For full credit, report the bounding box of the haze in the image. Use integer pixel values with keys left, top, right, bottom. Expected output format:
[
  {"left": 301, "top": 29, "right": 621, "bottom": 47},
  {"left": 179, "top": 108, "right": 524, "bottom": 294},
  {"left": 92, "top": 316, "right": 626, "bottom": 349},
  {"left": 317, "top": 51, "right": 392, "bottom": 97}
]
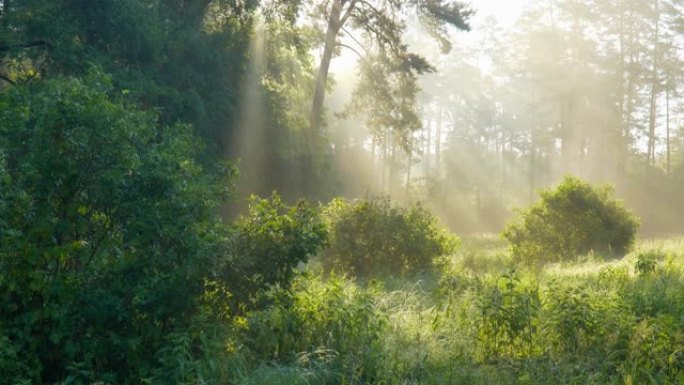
[{"left": 323, "top": 0, "right": 684, "bottom": 235}]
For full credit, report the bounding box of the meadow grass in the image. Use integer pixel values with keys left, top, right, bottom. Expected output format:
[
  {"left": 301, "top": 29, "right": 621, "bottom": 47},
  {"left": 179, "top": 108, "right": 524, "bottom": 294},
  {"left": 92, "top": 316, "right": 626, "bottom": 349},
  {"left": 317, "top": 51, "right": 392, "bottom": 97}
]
[{"left": 236, "top": 236, "right": 684, "bottom": 384}]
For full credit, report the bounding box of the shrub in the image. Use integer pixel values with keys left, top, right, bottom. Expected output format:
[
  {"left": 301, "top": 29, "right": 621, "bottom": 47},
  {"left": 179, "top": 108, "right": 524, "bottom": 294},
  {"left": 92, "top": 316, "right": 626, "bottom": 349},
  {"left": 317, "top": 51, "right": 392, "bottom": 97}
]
[
  {"left": 474, "top": 272, "right": 540, "bottom": 360},
  {"left": 634, "top": 249, "right": 661, "bottom": 276},
  {"left": 0, "top": 73, "right": 235, "bottom": 383},
  {"left": 244, "top": 273, "right": 387, "bottom": 383},
  {"left": 322, "top": 197, "right": 458, "bottom": 277},
  {"left": 503, "top": 176, "right": 639, "bottom": 265},
  {"left": 225, "top": 193, "right": 328, "bottom": 303}
]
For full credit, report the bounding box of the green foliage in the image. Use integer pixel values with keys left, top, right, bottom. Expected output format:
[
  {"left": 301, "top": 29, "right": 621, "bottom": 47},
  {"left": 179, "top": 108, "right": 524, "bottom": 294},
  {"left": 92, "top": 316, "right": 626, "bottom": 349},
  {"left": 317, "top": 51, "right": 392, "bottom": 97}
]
[
  {"left": 226, "top": 194, "right": 328, "bottom": 303},
  {"left": 0, "top": 0, "right": 255, "bottom": 151},
  {"left": 634, "top": 249, "right": 661, "bottom": 276},
  {"left": 244, "top": 273, "right": 387, "bottom": 383},
  {"left": 0, "top": 73, "right": 234, "bottom": 383},
  {"left": 541, "top": 284, "right": 630, "bottom": 359},
  {"left": 191, "top": 241, "right": 684, "bottom": 385},
  {"left": 624, "top": 315, "right": 684, "bottom": 381},
  {"left": 474, "top": 272, "right": 540, "bottom": 360},
  {"left": 322, "top": 197, "right": 458, "bottom": 277},
  {"left": 503, "top": 176, "right": 640, "bottom": 265}
]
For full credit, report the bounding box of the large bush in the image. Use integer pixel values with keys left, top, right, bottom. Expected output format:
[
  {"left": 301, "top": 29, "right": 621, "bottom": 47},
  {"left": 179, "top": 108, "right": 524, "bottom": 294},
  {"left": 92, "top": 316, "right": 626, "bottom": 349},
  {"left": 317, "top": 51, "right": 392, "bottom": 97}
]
[
  {"left": 322, "top": 197, "right": 458, "bottom": 277},
  {"left": 503, "top": 176, "right": 639, "bottom": 264},
  {"left": 225, "top": 194, "right": 328, "bottom": 303},
  {"left": 0, "top": 73, "right": 237, "bottom": 383}
]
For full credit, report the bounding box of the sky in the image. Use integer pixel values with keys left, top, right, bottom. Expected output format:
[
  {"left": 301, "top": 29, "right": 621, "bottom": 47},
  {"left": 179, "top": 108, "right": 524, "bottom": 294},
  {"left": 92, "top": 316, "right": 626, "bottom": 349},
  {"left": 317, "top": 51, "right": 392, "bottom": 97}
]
[{"left": 469, "top": 0, "right": 527, "bottom": 27}]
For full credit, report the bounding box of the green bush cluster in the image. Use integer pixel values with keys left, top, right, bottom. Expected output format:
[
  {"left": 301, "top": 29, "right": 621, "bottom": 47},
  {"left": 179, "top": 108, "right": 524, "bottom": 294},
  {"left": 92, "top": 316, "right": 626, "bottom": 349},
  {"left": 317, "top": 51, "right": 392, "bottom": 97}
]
[
  {"left": 503, "top": 176, "right": 639, "bottom": 264},
  {"left": 0, "top": 75, "right": 327, "bottom": 384},
  {"left": 474, "top": 272, "right": 540, "bottom": 360},
  {"left": 4, "top": 75, "right": 683, "bottom": 385},
  {"left": 322, "top": 197, "right": 459, "bottom": 277},
  {"left": 224, "top": 194, "right": 328, "bottom": 304},
  {"left": 447, "top": 263, "right": 684, "bottom": 384}
]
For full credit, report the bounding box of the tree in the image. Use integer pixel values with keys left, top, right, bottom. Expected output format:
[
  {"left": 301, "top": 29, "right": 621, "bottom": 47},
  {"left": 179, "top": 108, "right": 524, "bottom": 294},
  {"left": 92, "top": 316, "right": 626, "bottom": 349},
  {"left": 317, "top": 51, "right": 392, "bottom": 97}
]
[
  {"left": 0, "top": 69, "right": 331, "bottom": 383},
  {"left": 342, "top": 48, "right": 426, "bottom": 193},
  {"left": 0, "top": 0, "right": 255, "bottom": 153},
  {"left": 308, "top": 0, "right": 473, "bottom": 151}
]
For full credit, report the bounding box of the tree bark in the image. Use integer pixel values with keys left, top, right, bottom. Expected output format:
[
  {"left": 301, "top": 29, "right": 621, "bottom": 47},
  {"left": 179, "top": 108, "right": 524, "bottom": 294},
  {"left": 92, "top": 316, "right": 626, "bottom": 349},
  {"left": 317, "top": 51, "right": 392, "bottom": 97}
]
[
  {"left": 666, "top": 81, "right": 670, "bottom": 174},
  {"left": 435, "top": 106, "right": 442, "bottom": 170},
  {"left": 647, "top": 0, "right": 659, "bottom": 166},
  {"left": 425, "top": 115, "right": 432, "bottom": 174},
  {"left": 406, "top": 149, "right": 412, "bottom": 194},
  {"left": 310, "top": 0, "right": 345, "bottom": 139}
]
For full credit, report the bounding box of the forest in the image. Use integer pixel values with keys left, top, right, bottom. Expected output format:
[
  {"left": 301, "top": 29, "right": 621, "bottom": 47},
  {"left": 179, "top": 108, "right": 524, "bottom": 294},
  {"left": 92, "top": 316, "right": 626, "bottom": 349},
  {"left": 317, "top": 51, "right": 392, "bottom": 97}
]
[{"left": 1, "top": 0, "right": 684, "bottom": 384}]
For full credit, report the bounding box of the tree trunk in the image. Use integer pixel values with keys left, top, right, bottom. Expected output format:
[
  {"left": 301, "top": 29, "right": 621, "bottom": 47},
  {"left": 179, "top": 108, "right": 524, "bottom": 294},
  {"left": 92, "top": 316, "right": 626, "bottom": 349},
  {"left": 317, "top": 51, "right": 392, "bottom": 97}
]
[
  {"left": 406, "top": 149, "right": 412, "bottom": 194},
  {"left": 647, "top": 0, "right": 659, "bottom": 167},
  {"left": 666, "top": 81, "right": 670, "bottom": 174},
  {"left": 425, "top": 116, "right": 432, "bottom": 174},
  {"left": 435, "top": 106, "right": 442, "bottom": 172},
  {"left": 389, "top": 132, "right": 396, "bottom": 192},
  {"left": 310, "top": 0, "right": 344, "bottom": 139}
]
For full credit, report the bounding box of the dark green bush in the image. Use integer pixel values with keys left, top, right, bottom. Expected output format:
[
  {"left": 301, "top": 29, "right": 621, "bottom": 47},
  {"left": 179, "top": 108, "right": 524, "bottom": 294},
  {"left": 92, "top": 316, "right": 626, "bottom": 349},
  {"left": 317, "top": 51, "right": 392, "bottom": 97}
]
[
  {"left": 322, "top": 197, "right": 458, "bottom": 277},
  {"left": 0, "top": 73, "right": 236, "bottom": 384},
  {"left": 503, "top": 176, "right": 639, "bottom": 264},
  {"left": 225, "top": 194, "right": 328, "bottom": 303}
]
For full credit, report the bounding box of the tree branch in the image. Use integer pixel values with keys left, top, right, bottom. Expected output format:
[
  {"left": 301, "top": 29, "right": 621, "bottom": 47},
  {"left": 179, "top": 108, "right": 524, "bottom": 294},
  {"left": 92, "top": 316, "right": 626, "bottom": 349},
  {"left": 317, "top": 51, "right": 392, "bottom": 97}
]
[
  {"left": 341, "top": 26, "right": 371, "bottom": 55},
  {"left": 355, "top": 0, "right": 400, "bottom": 52},
  {"left": 339, "top": 43, "right": 370, "bottom": 65},
  {"left": 0, "top": 73, "right": 15, "bottom": 85},
  {"left": 339, "top": 0, "right": 359, "bottom": 26},
  {"left": 0, "top": 40, "right": 49, "bottom": 52}
]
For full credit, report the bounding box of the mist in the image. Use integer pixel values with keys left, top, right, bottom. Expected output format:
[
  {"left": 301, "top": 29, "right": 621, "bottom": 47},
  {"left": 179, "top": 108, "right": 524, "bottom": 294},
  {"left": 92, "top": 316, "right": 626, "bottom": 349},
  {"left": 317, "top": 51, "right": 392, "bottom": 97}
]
[
  {"left": 314, "top": 0, "right": 684, "bottom": 235},
  {"left": 5, "top": 1, "right": 684, "bottom": 383}
]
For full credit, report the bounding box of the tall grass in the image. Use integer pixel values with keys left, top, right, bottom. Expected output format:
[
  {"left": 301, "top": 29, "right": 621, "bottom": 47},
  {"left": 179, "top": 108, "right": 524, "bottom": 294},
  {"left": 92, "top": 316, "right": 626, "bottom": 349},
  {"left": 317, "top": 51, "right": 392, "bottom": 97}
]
[{"left": 195, "top": 237, "right": 684, "bottom": 384}]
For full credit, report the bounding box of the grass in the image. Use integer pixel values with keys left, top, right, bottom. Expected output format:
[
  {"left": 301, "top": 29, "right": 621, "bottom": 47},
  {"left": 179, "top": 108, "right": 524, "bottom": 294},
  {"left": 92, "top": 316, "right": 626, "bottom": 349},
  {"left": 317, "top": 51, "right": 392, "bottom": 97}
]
[{"left": 233, "top": 236, "right": 684, "bottom": 384}]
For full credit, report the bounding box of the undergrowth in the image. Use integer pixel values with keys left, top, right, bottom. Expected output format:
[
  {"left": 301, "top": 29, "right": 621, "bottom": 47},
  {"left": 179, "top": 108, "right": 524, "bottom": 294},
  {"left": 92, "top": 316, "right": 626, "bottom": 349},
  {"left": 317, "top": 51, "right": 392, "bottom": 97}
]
[{"left": 229, "top": 237, "right": 684, "bottom": 385}]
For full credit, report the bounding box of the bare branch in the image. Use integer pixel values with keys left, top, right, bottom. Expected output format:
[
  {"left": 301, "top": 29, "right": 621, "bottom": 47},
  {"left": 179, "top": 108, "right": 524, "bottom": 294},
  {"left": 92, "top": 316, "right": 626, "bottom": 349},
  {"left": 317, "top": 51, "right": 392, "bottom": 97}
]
[
  {"left": 341, "top": 26, "right": 370, "bottom": 55},
  {"left": 0, "top": 40, "right": 50, "bottom": 52},
  {"left": 339, "top": 43, "right": 370, "bottom": 65},
  {"left": 339, "top": 0, "right": 359, "bottom": 26}
]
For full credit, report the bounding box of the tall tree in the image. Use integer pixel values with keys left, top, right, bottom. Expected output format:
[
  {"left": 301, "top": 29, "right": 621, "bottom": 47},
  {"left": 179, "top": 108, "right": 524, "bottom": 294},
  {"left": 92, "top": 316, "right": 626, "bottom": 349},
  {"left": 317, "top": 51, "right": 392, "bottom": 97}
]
[
  {"left": 308, "top": 0, "right": 472, "bottom": 142},
  {"left": 0, "top": 0, "right": 256, "bottom": 152}
]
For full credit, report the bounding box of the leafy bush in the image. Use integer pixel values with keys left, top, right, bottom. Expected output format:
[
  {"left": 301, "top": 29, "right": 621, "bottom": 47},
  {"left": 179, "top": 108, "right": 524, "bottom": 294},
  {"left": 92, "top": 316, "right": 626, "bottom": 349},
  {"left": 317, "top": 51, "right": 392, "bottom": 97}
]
[
  {"left": 625, "top": 315, "right": 684, "bottom": 381},
  {"left": 503, "top": 176, "right": 639, "bottom": 264},
  {"left": 0, "top": 73, "right": 235, "bottom": 383},
  {"left": 225, "top": 194, "right": 328, "bottom": 303},
  {"left": 322, "top": 197, "right": 458, "bottom": 277}
]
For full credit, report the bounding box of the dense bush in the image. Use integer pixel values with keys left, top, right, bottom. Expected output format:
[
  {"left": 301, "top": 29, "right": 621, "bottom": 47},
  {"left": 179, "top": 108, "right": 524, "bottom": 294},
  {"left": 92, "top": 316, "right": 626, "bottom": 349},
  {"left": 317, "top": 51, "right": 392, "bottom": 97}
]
[
  {"left": 322, "top": 197, "right": 458, "bottom": 277},
  {"left": 503, "top": 176, "right": 639, "bottom": 264},
  {"left": 225, "top": 194, "right": 328, "bottom": 304},
  {"left": 474, "top": 272, "right": 540, "bottom": 360},
  {"left": 0, "top": 73, "right": 238, "bottom": 383},
  {"left": 0, "top": 72, "right": 329, "bottom": 384}
]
